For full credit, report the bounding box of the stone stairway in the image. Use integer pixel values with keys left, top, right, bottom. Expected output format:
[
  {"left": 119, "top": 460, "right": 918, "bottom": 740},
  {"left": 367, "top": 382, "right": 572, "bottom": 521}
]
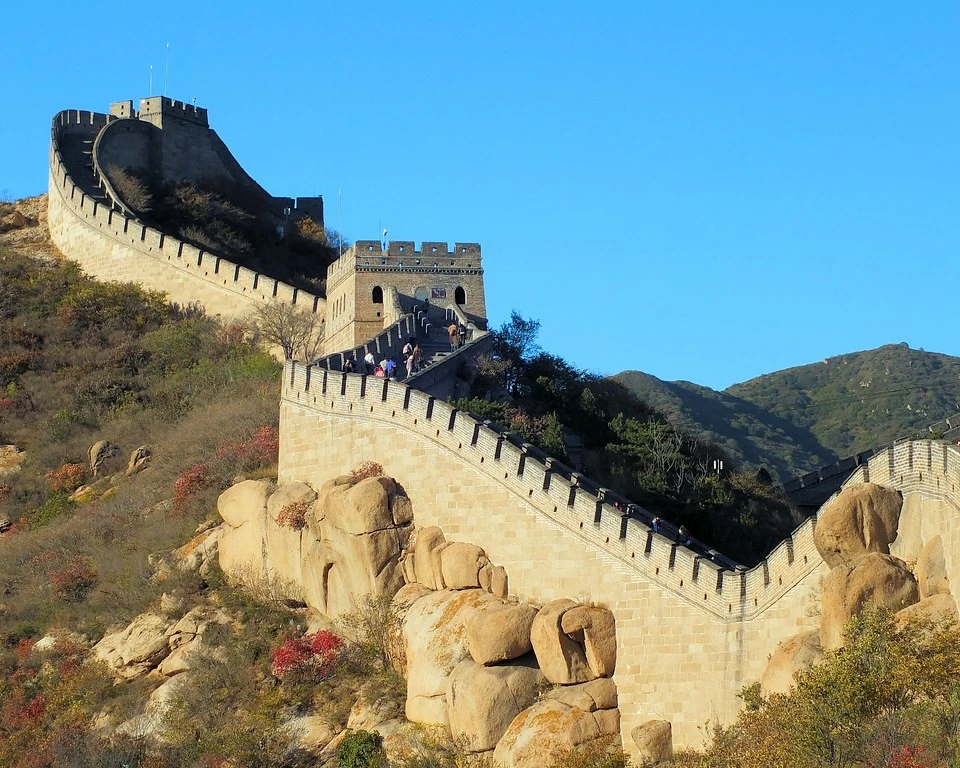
[
  {"left": 409, "top": 302, "right": 458, "bottom": 370},
  {"left": 59, "top": 130, "right": 112, "bottom": 208}
]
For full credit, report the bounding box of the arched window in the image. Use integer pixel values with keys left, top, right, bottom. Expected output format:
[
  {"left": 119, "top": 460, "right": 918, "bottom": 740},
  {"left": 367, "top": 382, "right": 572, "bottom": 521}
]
[
  {"left": 372, "top": 286, "right": 383, "bottom": 304},
  {"left": 455, "top": 286, "right": 466, "bottom": 305}
]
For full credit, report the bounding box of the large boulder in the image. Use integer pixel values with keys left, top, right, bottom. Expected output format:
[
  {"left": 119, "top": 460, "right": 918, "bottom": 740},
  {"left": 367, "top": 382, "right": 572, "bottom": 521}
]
[
  {"left": 821, "top": 552, "right": 919, "bottom": 649},
  {"left": 446, "top": 656, "right": 545, "bottom": 753},
  {"left": 88, "top": 439, "right": 119, "bottom": 477},
  {"left": 301, "top": 477, "right": 412, "bottom": 617},
  {"left": 915, "top": 535, "right": 951, "bottom": 598},
  {"left": 896, "top": 593, "right": 959, "bottom": 626},
  {"left": 560, "top": 605, "right": 617, "bottom": 678},
  {"left": 412, "top": 526, "right": 448, "bottom": 589},
  {"left": 403, "top": 588, "right": 499, "bottom": 726},
  {"left": 530, "top": 599, "right": 593, "bottom": 684},
  {"left": 217, "top": 480, "right": 273, "bottom": 579},
  {"left": 545, "top": 678, "right": 618, "bottom": 711},
  {"left": 814, "top": 483, "right": 903, "bottom": 568},
  {"left": 156, "top": 607, "right": 231, "bottom": 677},
  {"left": 466, "top": 601, "right": 539, "bottom": 665},
  {"left": 631, "top": 720, "right": 672, "bottom": 766},
  {"left": 440, "top": 542, "right": 489, "bottom": 589},
  {"left": 760, "top": 630, "right": 823, "bottom": 696},
  {"left": 92, "top": 612, "right": 172, "bottom": 679},
  {"left": 492, "top": 698, "right": 620, "bottom": 768}
]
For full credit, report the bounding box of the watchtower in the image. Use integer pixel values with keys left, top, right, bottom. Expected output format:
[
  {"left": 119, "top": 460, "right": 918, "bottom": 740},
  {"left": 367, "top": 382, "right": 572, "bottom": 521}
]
[{"left": 324, "top": 240, "right": 486, "bottom": 353}]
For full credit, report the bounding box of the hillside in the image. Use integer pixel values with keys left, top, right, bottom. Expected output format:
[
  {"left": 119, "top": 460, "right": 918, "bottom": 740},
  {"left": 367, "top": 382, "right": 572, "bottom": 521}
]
[
  {"left": 615, "top": 345, "right": 960, "bottom": 481},
  {"left": 727, "top": 344, "right": 960, "bottom": 459},
  {"left": 613, "top": 371, "right": 837, "bottom": 480}
]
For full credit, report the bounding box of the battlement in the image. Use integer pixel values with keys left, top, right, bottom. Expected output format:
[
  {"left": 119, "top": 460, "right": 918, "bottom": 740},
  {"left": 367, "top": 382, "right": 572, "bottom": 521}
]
[
  {"left": 279, "top": 360, "right": 829, "bottom": 621},
  {"left": 351, "top": 240, "right": 481, "bottom": 259},
  {"left": 138, "top": 96, "right": 208, "bottom": 126}
]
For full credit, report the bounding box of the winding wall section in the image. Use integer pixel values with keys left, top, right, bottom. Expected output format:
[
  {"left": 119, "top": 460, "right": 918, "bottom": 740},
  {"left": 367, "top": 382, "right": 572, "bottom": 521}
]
[
  {"left": 47, "top": 109, "right": 323, "bottom": 320},
  {"left": 278, "top": 362, "right": 828, "bottom": 748}
]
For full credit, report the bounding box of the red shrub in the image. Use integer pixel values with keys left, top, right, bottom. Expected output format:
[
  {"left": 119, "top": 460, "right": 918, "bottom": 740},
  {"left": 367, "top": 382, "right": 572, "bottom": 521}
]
[
  {"left": 173, "top": 463, "right": 210, "bottom": 514},
  {"left": 49, "top": 556, "right": 96, "bottom": 602},
  {"left": 276, "top": 499, "right": 310, "bottom": 530},
  {"left": 215, "top": 425, "right": 279, "bottom": 472},
  {"left": 44, "top": 463, "right": 86, "bottom": 493},
  {"left": 270, "top": 630, "right": 344, "bottom": 681},
  {"left": 13, "top": 638, "right": 33, "bottom": 663},
  {"left": 347, "top": 461, "right": 384, "bottom": 484},
  {"left": 887, "top": 746, "right": 934, "bottom": 768}
]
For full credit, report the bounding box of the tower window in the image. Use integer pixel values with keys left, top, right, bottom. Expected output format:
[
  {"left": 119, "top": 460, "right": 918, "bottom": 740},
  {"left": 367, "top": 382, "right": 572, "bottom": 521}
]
[
  {"left": 372, "top": 286, "right": 383, "bottom": 304},
  {"left": 455, "top": 286, "right": 466, "bottom": 305}
]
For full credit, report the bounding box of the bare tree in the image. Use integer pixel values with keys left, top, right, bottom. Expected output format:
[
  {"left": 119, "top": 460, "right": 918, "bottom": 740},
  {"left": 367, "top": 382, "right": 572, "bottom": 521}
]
[{"left": 248, "top": 301, "right": 324, "bottom": 361}]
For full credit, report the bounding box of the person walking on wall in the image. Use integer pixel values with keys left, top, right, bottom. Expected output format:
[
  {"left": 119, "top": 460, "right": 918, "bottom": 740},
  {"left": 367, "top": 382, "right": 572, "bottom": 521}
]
[
  {"left": 448, "top": 322, "right": 458, "bottom": 352},
  {"left": 364, "top": 351, "right": 375, "bottom": 375},
  {"left": 413, "top": 342, "right": 423, "bottom": 372},
  {"left": 458, "top": 323, "right": 467, "bottom": 348}
]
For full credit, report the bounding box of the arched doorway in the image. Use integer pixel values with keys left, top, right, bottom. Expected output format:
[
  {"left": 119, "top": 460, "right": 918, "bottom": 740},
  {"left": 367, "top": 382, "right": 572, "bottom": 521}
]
[
  {"left": 372, "top": 286, "right": 383, "bottom": 304},
  {"left": 455, "top": 286, "right": 466, "bottom": 305}
]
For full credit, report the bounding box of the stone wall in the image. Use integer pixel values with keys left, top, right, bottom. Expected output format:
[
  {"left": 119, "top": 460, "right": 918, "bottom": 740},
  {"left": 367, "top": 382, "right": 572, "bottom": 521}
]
[
  {"left": 48, "top": 109, "right": 324, "bottom": 322},
  {"left": 278, "top": 362, "right": 828, "bottom": 753}
]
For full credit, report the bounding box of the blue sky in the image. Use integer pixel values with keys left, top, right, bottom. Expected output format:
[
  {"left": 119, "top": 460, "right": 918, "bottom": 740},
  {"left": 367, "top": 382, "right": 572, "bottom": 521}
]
[{"left": 3, "top": 2, "right": 957, "bottom": 390}]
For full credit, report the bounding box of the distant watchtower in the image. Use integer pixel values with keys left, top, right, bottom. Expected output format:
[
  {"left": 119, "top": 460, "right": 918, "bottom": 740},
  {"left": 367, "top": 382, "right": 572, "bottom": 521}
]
[{"left": 324, "top": 241, "right": 486, "bottom": 353}]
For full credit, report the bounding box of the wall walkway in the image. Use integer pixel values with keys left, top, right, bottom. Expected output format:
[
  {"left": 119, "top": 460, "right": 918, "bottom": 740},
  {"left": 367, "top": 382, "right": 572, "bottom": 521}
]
[
  {"left": 47, "top": 109, "right": 323, "bottom": 321},
  {"left": 278, "top": 362, "right": 829, "bottom": 749}
]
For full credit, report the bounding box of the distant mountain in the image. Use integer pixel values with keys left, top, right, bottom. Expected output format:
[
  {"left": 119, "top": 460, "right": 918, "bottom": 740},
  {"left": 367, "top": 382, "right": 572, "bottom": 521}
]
[
  {"left": 615, "top": 345, "right": 960, "bottom": 481},
  {"left": 727, "top": 344, "right": 960, "bottom": 459},
  {"left": 613, "top": 371, "right": 837, "bottom": 480}
]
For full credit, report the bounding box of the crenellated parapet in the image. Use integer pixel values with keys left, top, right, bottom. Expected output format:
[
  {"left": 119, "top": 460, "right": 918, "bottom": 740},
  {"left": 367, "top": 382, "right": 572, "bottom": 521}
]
[
  {"left": 47, "top": 108, "right": 324, "bottom": 321},
  {"left": 843, "top": 438, "right": 960, "bottom": 505},
  {"left": 280, "top": 361, "right": 824, "bottom": 621}
]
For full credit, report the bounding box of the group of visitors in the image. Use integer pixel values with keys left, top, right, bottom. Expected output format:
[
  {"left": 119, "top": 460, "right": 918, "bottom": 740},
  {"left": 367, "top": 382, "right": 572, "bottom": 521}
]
[
  {"left": 447, "top": 322, "right": 468, "bottom": 352},
  {"left": 341, "top": 337, "right": 426, "bottom": 380}
]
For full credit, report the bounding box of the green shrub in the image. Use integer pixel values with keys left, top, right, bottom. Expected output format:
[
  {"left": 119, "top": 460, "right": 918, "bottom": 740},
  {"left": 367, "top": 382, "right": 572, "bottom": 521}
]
[{"left": 338, "top": 729, "right": 386, "bottom": 768}]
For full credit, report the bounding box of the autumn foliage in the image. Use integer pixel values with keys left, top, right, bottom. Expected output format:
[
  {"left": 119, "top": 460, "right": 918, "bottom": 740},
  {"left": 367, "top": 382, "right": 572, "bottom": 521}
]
[{"left": 270, "top": 630, "right": 344, "bottom": 681}]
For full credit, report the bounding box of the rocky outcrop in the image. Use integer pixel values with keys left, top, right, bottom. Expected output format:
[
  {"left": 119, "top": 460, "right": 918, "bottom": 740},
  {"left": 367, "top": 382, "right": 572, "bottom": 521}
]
[
  {"left": 492, "top": 698, "right": 621, "bottom": 768},
  {"left": 915, "top": 535, "right": 950, "bottom": 598},
  {"left": 631, "top": 720, "right": 673, "bottom": 766},
  {"left": 92, "top": 612, "right": 172, "bottom": 679},
  {"left": 92, "top": 607, "right": 232, "bottom": 680},
  {"left": 820, "top": 552, "right": 918, "bottom": 649},
  {"left": 88, "top": 439, "right": 120, "bottom": 477},
  {"left": 125, "top": 445, "right": 152, "bottom": 476},
  {"left": 217, "top": 474, "right": 414, "bottom": 618},
  {"left": 813, "top": 483, "right": 902, "bottom": 567},
  {"left": 760, "top": 630, "right": 823, "bottom": 696},
  {"left": 466, "top": 601, "right": 539, "bottom": 665},
  {"left": 896, "top": 592, "right": 959, "bottom": 625},
  {"left": 531, "top": 599, "right": 617, "bottom": 684},
  {"left": 446, "top": 656, "right": 544, "bottom": 752},
  {"left": 403, "top": 588, "right": 498, "bottom": 725}
]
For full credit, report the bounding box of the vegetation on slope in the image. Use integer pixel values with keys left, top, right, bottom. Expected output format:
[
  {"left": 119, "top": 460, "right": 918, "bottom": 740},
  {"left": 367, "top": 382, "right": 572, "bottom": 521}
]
[
  {"left": 614, "top": 371, "right": 837, "bottom": 480},
  {"left": 727, "top": 344, "right": 960, "bottom": 459},
  {"left": 455, "top": 313, "right": 803, "bottom": 566},
  {"left": 108, "top": 166, "right": 345, "bottom": 297},
  {"left": 669, "top": 608, "right": 960, "bottom": 768}
]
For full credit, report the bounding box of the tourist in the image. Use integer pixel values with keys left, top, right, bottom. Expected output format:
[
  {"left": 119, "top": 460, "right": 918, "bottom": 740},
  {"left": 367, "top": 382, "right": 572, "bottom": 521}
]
[
  {"left": 364, "top": 351, "right": 375, "bottom": 374},
  {"left": 651, "top": 516, "right": 661, "bottom": 534},
  {"left": 458, "top": 323, "right": 467, "bottom": 348},
  {"left": 678, "top": 525, "right": 693, "bottom": 547},
  {"left": 385, "top": 358, "right": 398, "bottom": 379},
  {"left": 413, "top": 342, "right": 423, "bottom": 371},
  {"left": 448, "top": 322, "right": 458, "bottom": 352}
]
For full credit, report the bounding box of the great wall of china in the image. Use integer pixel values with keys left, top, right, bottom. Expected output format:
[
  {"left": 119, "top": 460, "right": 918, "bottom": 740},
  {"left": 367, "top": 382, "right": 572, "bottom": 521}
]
[
  {"left": 47, "top": 105, "right": 324, "bottom": 320},
  {"left": 47, "top": 99, "right": 960, "bottom": 755}
]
